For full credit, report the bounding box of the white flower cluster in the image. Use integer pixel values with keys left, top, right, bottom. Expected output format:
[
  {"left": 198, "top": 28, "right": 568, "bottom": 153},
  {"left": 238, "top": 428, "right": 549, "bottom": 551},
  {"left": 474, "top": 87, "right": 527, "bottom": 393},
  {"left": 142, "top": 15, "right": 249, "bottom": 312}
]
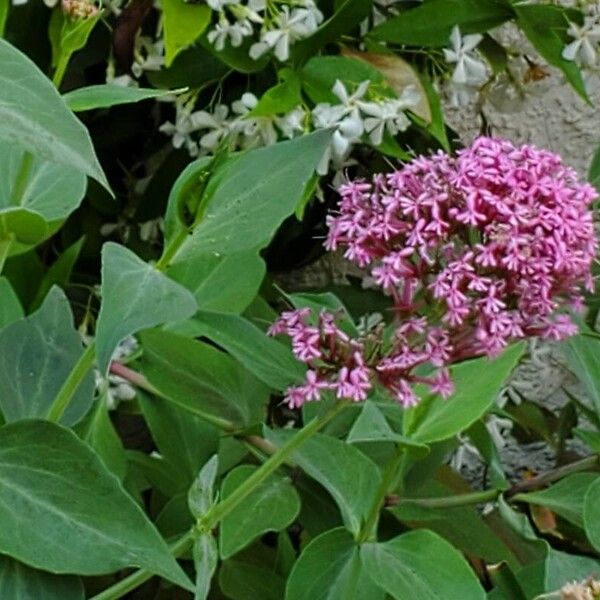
[
  {"left": 443, "top": 25, "right": 490, "bottom": 107},
  {"left": 206, "top": 0, "right": 323, "bottom": 62},
  {"left": 159, "top": 79, "right": 419, "bottom": 177},
  {"left": 562, "top": 3, "right": 600, "bottom": 68}
]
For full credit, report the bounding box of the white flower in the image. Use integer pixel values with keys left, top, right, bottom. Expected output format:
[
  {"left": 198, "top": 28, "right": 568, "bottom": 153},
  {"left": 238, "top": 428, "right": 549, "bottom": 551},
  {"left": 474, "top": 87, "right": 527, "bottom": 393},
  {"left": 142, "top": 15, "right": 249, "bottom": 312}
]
[
  {"left": 357, "top": 86, "right": 419, "bottom": 145},
  {"left": 131, "top": 37, "right": 164, "bottom": 78},
  {"left": 159, "top": 103, "right": 203, "bottom": 156},
  {"left": 562, "top": 16, "right": 600, "bottom": 67},
  {"left": 208, "top": 17, "right": 253, "bottom": 51},
  {"left": 275, "top": 106, "right": 306, "bottom": 139},
  {"left": 193, "top": 104, "right": 231, "bottom": 152},
  {"left": 231, "top": 92, "right": 278, "bottom": 147},
  {"left": 249, "top": 6, "right": 313, "bottom": 62},
  {"left": 443, "top": 25, "right": 488, "bottom": 86}
]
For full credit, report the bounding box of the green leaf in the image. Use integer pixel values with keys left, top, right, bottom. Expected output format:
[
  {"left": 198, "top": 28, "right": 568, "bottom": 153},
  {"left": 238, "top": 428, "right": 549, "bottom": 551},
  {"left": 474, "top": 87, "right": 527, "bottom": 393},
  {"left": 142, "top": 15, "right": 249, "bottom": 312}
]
[
  {"left": 249, "top": 68, "right": 302, "bottom": 117},
  {"left": 140, "top": 328, "right": 270, "bottom": 428},
  {"left": 220, "top": 465, "right": 301, "bottom": 559},
  {"left": 162, "top": 0, "right": 211, "bottom": 66},
  {"left": 467, "top": 420, "right": 508, "bottom": 490},
  {"left": 29, "top": 236, "right": 84, "bottom": 311},
  {"left": 583, "top": 477, "right": 600, "bottom": 551},
  {"left": 515, "top": 5, "right": 589, "bottom": 103},
  {"left": 172, "top": 131, "right": 331, "bottom": 260},
  {"left": 96, "top": 242, "right": 197, "bottom": 373},
  {"left": 574, "top": 428, "right": 600, "bottom": 453},
  {"left": 286, "top": 528, "right": 384, "bottom": 600},
  {"left": 189, "top": 455, "right": 219, "bottom": 519},
  {"left": 219, "top": 559, "right": 286, "bottom": 600},
  {"left": 405, "top": 343, "right": 524, "bottom": 443},
  {"left": 49, "top": 10, "right": 101, "bottom": 87},
  {"left": 0, "top": 277, "right": 23, "bottom": 330},
  {"left": 0, "top": 0, "right": 8, "bottom": 37},
  {"left": 544, "top": 548, "right": 600, "bottom": 592},
  {"left": 347, "top": 400, "right": 428, "bottom": 454},
  {"left": 361, "top": 529, "right": 486, "bottom": 599},
  {"left": 139, "top": 392, "right": 220, "bottom": 488},
  {"left": 514, "top": 472, "right": 597, "bottom": 529},
  {"left": 589, "top": 144, "right": 600, "bottom": 193},
  {"left": 193, "top": 533, "right": 218, "bottom": 600},
  {"left": 563, "top": 332, "right": 600, "bottom": 419},
  {"left": 368, "top": 0, "right": 514, "bottom": 46},
  {"left": 0, "top": 419, "right": 192, "bottom": 590},
  {"left": 63, "top": 85, "right": 184, "bottom": 112},
  {"left": 0, "top": 287, "right": 93, "bottom": 425},
  {"left": 292, "top": 0, "right": 374, "bottom": 66},
  {"left": 184, "top": 311, "right": 305, "bottom": 391},
  {"left": 167, "top": 250, "right": 265, "bottom": 314},
  {"left": 0, "top": 38, "right": 109, "bottom": 189},
  {"left": 0, "top": 555, "right": 84, "bottom": 600},
  {"left": 301, "top": 56, "right": 387, "bottom": 105},
  {"left": 0, "top": 143, "right": 87, "bottom": 247},
  {"left": 76, "top": 397, "right": 127, "bottom": 481},
  {"left": 266, "top": 430, "right": 381, "bottom": 535}
]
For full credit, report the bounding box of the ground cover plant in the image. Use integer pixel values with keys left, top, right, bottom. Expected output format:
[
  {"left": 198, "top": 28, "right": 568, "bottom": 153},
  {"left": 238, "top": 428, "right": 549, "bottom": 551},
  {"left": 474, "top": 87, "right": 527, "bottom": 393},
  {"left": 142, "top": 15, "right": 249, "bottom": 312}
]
[{"left": 3, "top": 0, "right": 600, "bottom": 598}]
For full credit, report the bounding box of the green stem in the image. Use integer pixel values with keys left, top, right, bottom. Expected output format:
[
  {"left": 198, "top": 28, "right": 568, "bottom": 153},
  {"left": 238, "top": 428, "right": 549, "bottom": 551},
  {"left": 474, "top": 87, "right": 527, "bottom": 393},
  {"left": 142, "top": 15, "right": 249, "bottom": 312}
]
[
  {"left": 198, "top": 402, "right": 349, "bottom": 531},
  {"left": 395, "top": 488, "right": 501, "bottom": 510},
  {"left": 90, "top": 531, "right": 194, "bottom": 600},
  {"left": 47, "top": 342, "right": 96, "bottom": 422},
  {"left": 358, "top": 444, "right": 406, "bottom": 543},
  {"left": 109, "top": 361, "right": 237, "bottom": 433},
  {"left": 155, "top": 229, "right": 189, "bottom": 271},
  {"left": 91, "top": 402, "right": 347, "bottom": 600},
  {"left": 52, "top": 56, "right": 69, "bottom": 89},
  {"left": 11, "top": 151, "right": 34, "bottom": 205}
]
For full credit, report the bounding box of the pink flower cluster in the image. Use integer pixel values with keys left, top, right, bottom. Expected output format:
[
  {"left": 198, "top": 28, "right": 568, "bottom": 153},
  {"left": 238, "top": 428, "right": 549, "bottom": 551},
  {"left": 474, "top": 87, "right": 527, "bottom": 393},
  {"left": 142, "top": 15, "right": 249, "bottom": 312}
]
[{"left": 271, "top": 137, "right": 597, "bottom": 409}]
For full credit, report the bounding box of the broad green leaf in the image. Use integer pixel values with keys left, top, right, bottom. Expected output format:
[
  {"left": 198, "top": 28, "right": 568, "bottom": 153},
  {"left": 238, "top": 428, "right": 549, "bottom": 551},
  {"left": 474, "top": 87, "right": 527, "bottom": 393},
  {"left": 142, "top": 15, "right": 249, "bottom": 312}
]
[
  {"left": 156, "top": 493, "right": 193, "bottom": 539},
  {"left": 167, "top": 250, "right": 265, "bottom": 313},
  {"left": 49, "top": 10, "right": 101, "bottom": 87},
  {"left": 513, "top": 472, "right": 598, "bottom": 529},
  {"left": 184, "top": 310, "right": 305, "bottom": 391},
  {"left": 249, "top": 68, "right": 302, "bottom": 117},
  {"left": 361, "top": 529, "right": 486, "bottom": 599},
  {"left": 0, "top": 143, "right": 87, "bottom": 247},
  {"left": 563, "top": 332, "right": 600, "bottom": 419},
  {"left": 162, "top": 0, "right": 211, "bottom": 66},
  {"left": 220, "top": 465, "right": 301, "bottom": 559},
  {"left": 583, "top": 478, "right": 600, "bottom": 551},
  {"left": 0, "top": 420, "right": 192, "bottom": 590},
  {"left": 96, "top": 242, "right": 197, "bottom": 372},
  {"left": 487, "top": 562, "right": 527, "bottom": 600},
  {"left": 189, "top": 455, "right": 219, "bottom": 519},
  {"left": 292, "top": 0, "right": 374, "bottom": 66},
  {"left": 76, "top": 396, "right": 127, "bottom": 481},
  {"left": 347, "top": 400, "right": 428, "bottom": 454},
  {"left": 193, "top": 533, "right": 218, "bottom": 600},
  {"left": 63, "top": 85, "right": 184, "bottom": 112},
  {"left": 405, "top": 343, "right": 524, "bottom": 443},
  {"left": 266, "top": 430, "right": 381, "bottom": 535},
  {"left": 139, "top": 392, "right": 220, "bottom": 488},
  {"left": 220, "top": 559, "right": 286, "bottom": 600},
  {"left": 368, "top": 0, "right": 514, "bottom": 46},
  {"left": 544, "top": 548, "right": 600, "bottom": 591},
  {"left": 286, "top": 528, "right": 384, "bottom": 600},
  {"left": 30, "top": 236, "right": 84, "bottom": 311},
  {"left": 302, "top": 56, "right": 388, "bottom": 105},
  {"left": 515, "top": 5, "right": 589, "bottom": 103},
  {"left": 140, "top": 328, "right": 270, "bottom": 428},
  {"left": 0, "top": 277, "right": 23, "bottom": 330},
  {"left": 589, "top": 144, "right": 600, "bottom": 193},
  {"left": 0, "top": 556, "right": 83, "bottom": 600},
  {"left": 0, "top": 38, "right": 109, "bottom": 189},
  {"left": 0, "top": 287, "right": 93, "bottom": 425},
  {"left": 172, "top": 131, "right": 331, "bottom": 260},
  {"left": 574, "top": 428, "right": 600, "bottom": 453}
]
